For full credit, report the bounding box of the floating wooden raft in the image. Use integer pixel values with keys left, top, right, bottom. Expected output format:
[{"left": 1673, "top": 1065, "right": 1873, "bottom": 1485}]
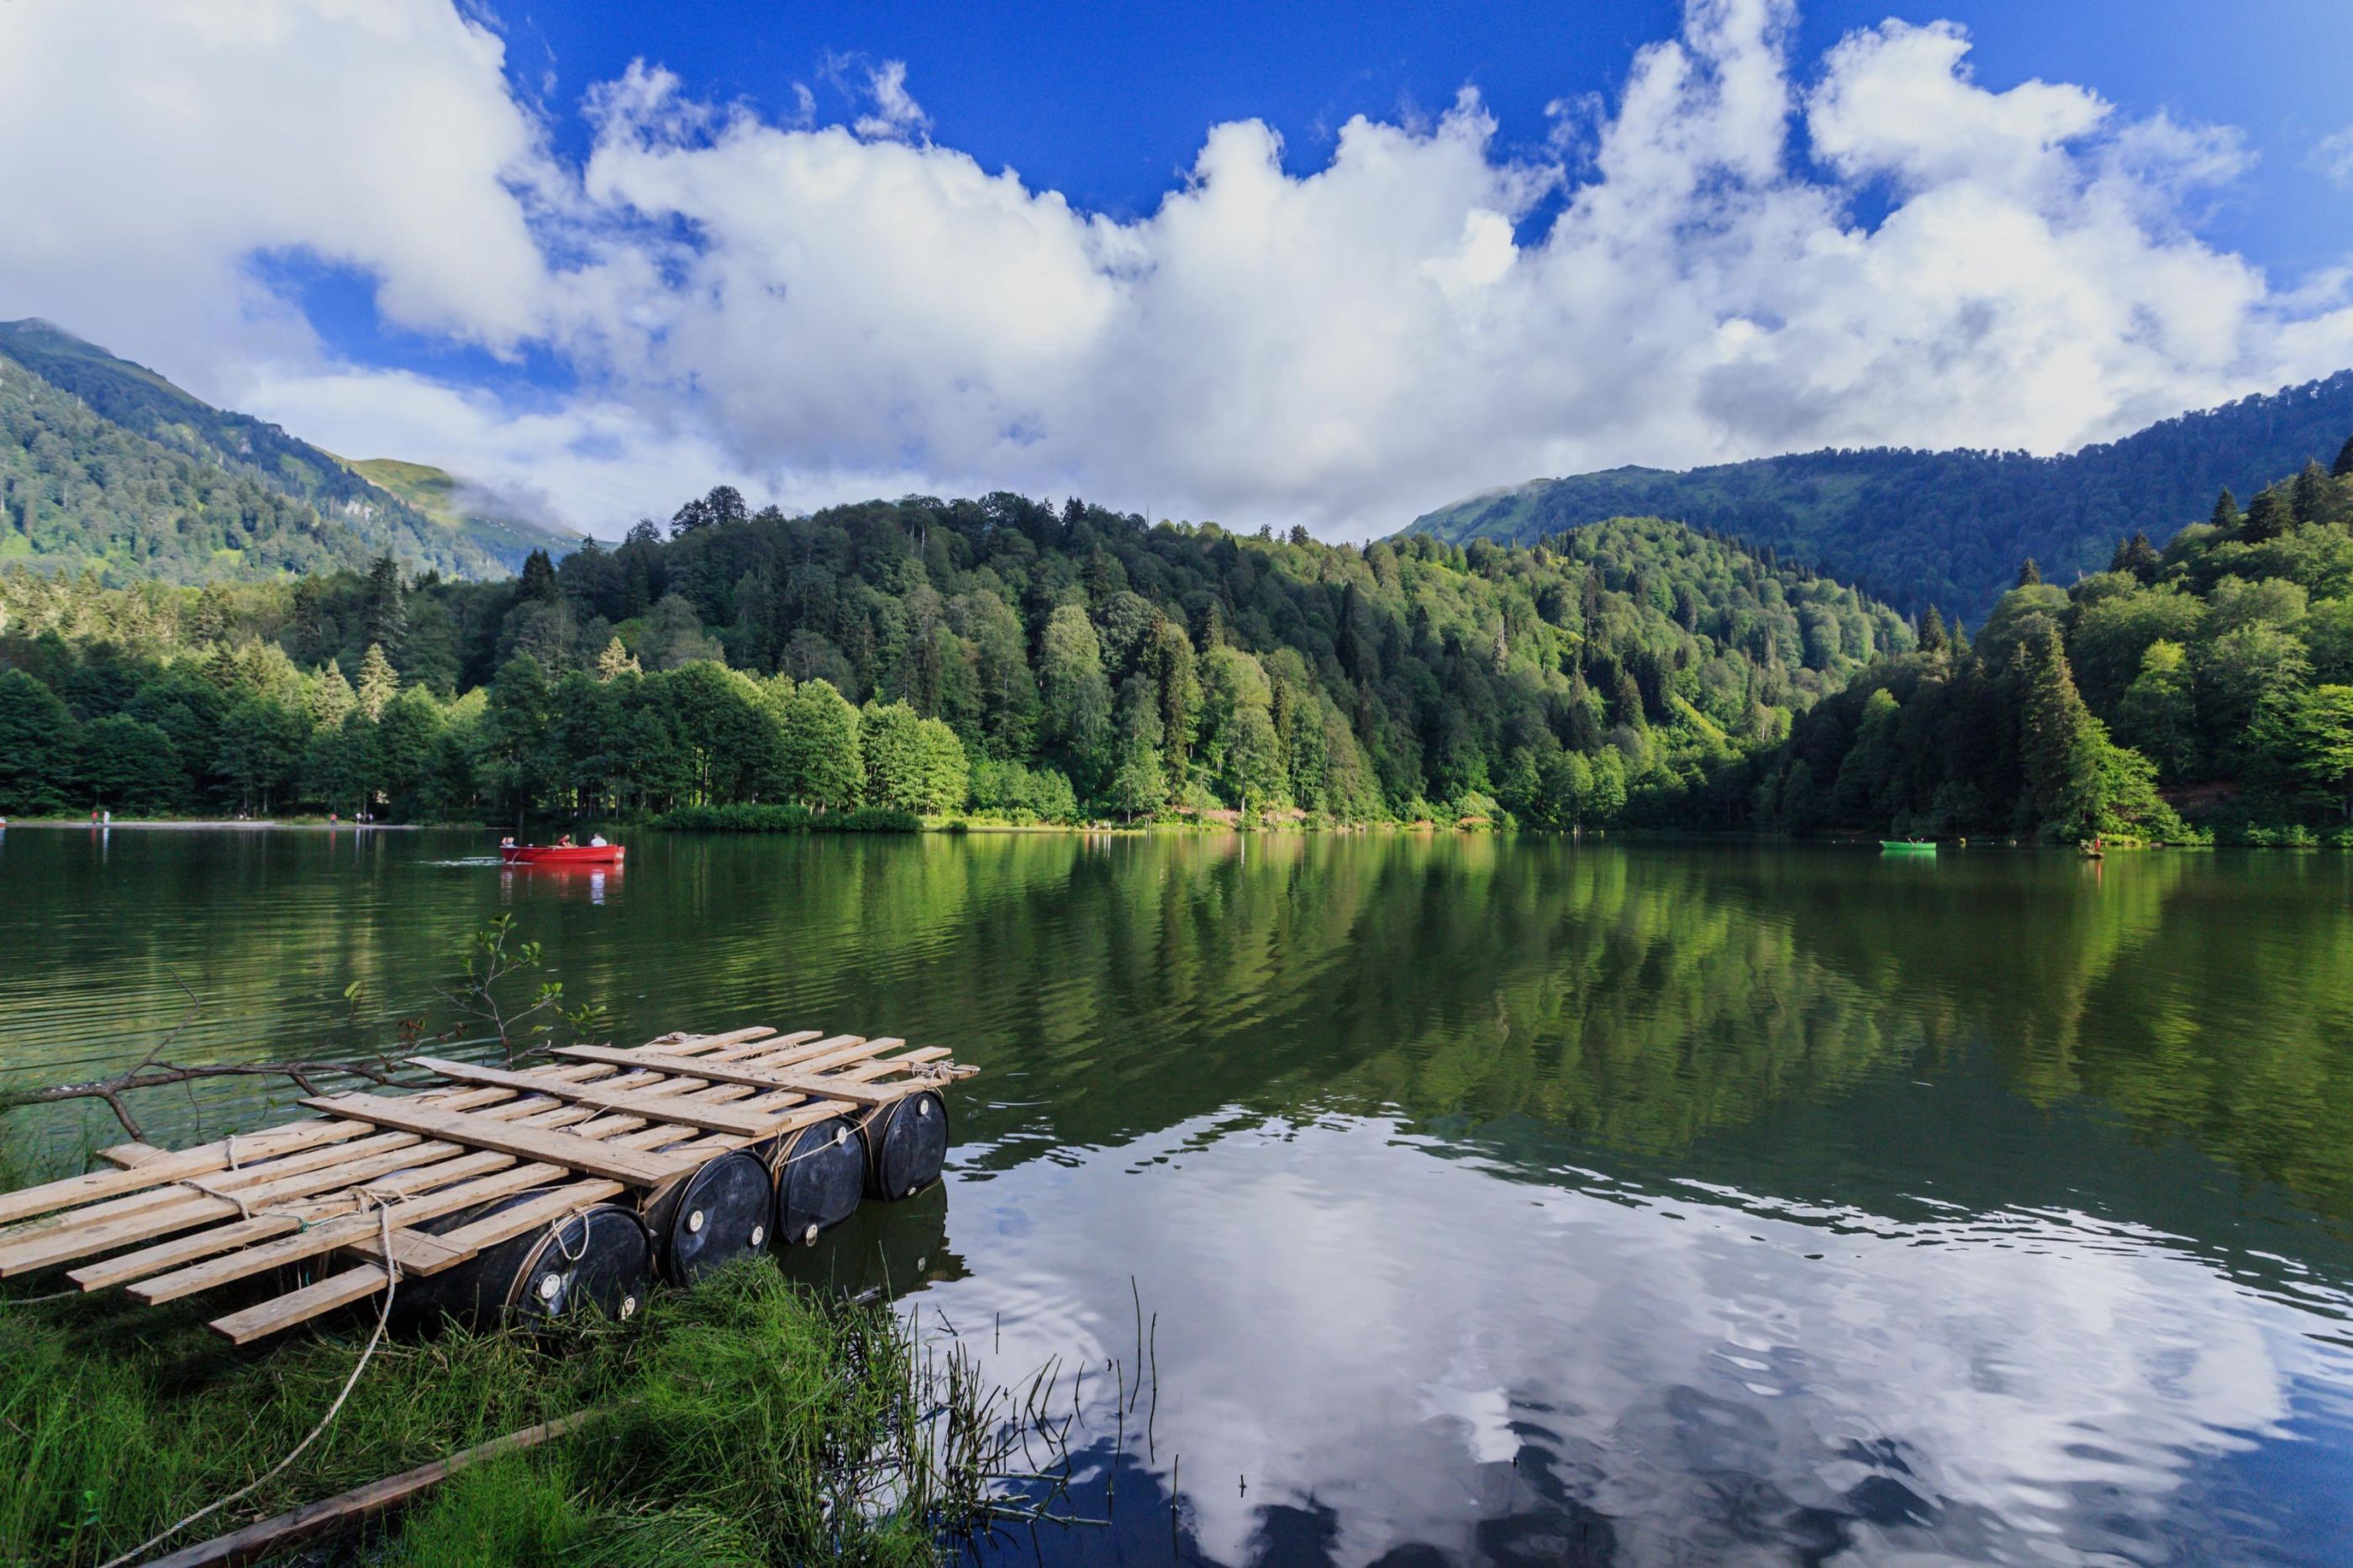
[{"left": 0, "top": 1027, "right": 975, "bottom": 1344}]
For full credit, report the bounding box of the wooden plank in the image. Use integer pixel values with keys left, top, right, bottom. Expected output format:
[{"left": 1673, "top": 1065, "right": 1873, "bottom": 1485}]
[
  {"left": 0, "top": 1139, "right": 480, "bottom": 1279},
  {"left": 553, "top": 1046, "right": 887, "bottom": 1103},
  {"left": 366, "top": 1229, "right": 473, "bottom": 1274},
  {"left": 208, "top": 1265, "right": 391, "bottom": 1345},
  {"left": 403, "top": 1058, "right": 786, "bottom": 1136},
  {"left": 82, "top": 1076, "right": 760, "bottom": 1293},
  {"left": 0, "top": 1120, "right": 369, "bottom": 1227},
  {"left": 0, "top": 1084, "right": 568, "bottom": 1246},
  {"left": 775, "top": 1035, "right": 908, "bottom": 1074},
  {"left": 299, "top": 1096, "right": 703, "bottom": 1187},
  {"left": 0, "top": 1132, "right": 430, "bottom": 1245},
  {"left": 431, "top": 1180, "right": 624, "bottom": 1257},
  {"left": 30, "top": 1144, "right": 525, "bottom": 1285},
  {"left": 69, "top": 1213, "right": 306, "bottom": 1291},
  {"left": 144, "top": 1411, "right": 599, "bottom": 1566},
  {"left": 620, "top": 1025, "right": 787, "bottom": 1058},
  {"left": 98, "top": 1142, "right": 169, "bottom": 1170},
  {"left": 135, "top": 1162, "right": 570, "bottom": 1304}
]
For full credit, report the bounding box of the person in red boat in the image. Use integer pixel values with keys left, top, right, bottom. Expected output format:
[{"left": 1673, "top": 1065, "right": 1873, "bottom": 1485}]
[{"left": 555, "top": 833, "right": 576, "bottom": 848}]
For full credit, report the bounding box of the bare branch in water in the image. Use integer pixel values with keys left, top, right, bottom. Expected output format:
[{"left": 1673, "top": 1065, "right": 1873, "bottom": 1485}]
[{"left": 0, "top": 1059, "right": 428, "bottom": 1140}]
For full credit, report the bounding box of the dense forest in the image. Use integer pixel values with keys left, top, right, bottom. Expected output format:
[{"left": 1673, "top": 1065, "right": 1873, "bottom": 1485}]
[
  {"left": 1410, "top": 371, "right": 2353, "bottom": 620},
  {"left": 0, "top": 491, "right": 1908, "bottom": 828},
  {"left": 0, "top": 319, "right": 569, "bottom": 582},
  {"left": 1753, "top": 442, "right": 2353, "bottom": 845}
]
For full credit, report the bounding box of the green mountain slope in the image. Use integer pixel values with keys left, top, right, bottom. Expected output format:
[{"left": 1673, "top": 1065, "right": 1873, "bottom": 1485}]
[
  {"left": 1751, "top": 447, "right": 2353, "bottom": 844},
  {"left": 341, "top": 456, "right": 578, "bottom": 565},
  {"left": 0, "top": 492, "right": 1909, "bottom": 828},
  {"left": 1408, "top": 371, "right": 2353, "bottom": 620},
  {"left": 0, "top": 319, "right": 569, "bottom": 581}
]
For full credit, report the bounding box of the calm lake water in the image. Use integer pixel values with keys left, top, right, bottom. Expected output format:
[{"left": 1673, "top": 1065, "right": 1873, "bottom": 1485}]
[{"left": 4, "top": 827, "right": 2352, "bottom": 1565}]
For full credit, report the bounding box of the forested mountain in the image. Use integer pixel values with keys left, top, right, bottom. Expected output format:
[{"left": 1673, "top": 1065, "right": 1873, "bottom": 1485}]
[
  {"left": 0, "top": 319, "right": 570, "bottom": 582},
  {"left": 1408, "top": 371, "right": 2353, "bottom": 619},
  {"left": 0, "top": 491, "right": 1908, "bottom": 826},
  {"left": 342, "top": 456, "right": 581, "bottom": 568},
  {"left": 1751, "top": 441, "right": 2353, "bottom": 844}
]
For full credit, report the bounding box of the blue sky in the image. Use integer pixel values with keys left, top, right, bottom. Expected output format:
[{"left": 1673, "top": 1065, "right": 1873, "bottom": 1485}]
[
  {"left": 5, "top": 0, "right": 2353, "bottom": 535},
  {"left": 495, "top": 0, "right": 2353, "bottom": 262}
]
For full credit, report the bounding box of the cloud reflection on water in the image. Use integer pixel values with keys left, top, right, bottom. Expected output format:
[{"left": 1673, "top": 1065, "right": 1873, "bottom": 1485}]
[{"left": 932, "top": 1113, "right": 2335, "bottom": 1566}]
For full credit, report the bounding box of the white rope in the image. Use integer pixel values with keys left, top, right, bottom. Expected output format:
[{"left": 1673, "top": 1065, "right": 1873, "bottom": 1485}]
[
  {"left": 98, "top": 1204, "right": 402, "bottom": 1568},
  {"left": 171, "top": 1176, "right": 255, "bottom": 1221}
]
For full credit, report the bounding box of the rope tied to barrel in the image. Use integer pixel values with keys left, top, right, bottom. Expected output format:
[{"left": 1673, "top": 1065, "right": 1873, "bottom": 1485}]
[
  {"left": 96, "top": 1203, "right": 401, "bottom": 1568},
  {"left": 553, "top": 1206, "right": 592, "bottom": 1265}
]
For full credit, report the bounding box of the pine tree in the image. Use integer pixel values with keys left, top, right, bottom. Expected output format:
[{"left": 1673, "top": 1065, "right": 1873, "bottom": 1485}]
[
  {"left": 2292, "top": 460, "right": 2329, "bottom": 526},
  {"left": 596, "top": 635, "right": 641, "bottom": 682},
  {"left": 2335, "top": 436, "right": 2353, "bottom": 480},
  {"left": 2210, "top": 489, "right": 2240, "bottom": 530},
  {"left": 2016, "top": 558, "right": 2041, "bottom": 587},
  {"left": 1918, "top": 604, "right": 1949, "bottom": 655},
  {"left": 2108, "top": 532, "right": 2160, "bottom": 581},
  {"left": 2018, "top": 627, "right": 2100, "bottom": 838},
  {"left": 2242, "top": 487, "right": 2288, "bottom": 544},
  {"left": 355, "top": 643, "right": 399, "bottom": 721},
  {"left": 309, "top": 662, "right": 356, "bottom": 729},
  {"left": 362, "top": 555, "right": 407, "bottom": 655},
  {"left": 518, "top": 549, "right": 561, "bottom": 603}
]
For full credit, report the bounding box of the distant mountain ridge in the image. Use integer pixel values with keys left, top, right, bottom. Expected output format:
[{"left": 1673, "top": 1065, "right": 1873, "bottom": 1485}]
[
  {"left": 0, "top": 318, "right": 572, "bottom": 583},
  {"left": 1406, "top": 371, "right": 2353, "bottom": 619}
]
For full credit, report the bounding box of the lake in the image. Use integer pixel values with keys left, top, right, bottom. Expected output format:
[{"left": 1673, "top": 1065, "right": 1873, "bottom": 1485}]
[{"left": 3, "top": 827, "right": 2351, "bottom": 1565}]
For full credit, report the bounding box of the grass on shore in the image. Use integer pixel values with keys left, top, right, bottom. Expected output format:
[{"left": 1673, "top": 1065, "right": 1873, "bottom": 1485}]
[{"left": 0, "top": 1260, "right": 1021, "bottom": 1567}]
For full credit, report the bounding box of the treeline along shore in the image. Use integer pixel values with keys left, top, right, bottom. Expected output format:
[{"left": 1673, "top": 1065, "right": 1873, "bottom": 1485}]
[{"left": 5, "top": 453, "right": 2353, "bottom": 842}]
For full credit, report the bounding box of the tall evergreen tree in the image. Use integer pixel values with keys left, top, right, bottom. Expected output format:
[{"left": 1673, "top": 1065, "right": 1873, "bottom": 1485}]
[
  {"left": 362, "top": 555, "right": 407, "bottom": 655},
  {"left": 2109, "top": 532, "right": 2160, "bottom": 581},
  {"left": 2016, "top": 558, "right": 2042, "bottom": 587},
  {"left": 2335, "top": 436, "right": 2353, "bottom": 480},
  {"left": 596, "top": 635, "right": 641, "bottom": 681},
  {"left": 1918, "top": 604, "right": 1949, "bottom": 655},
  {"left": 2292, "top": 460, "right": 2329, "bottom": 527},
  {"left": 517, "top": 549, "right": 561, "bottom": 603},
  {"left": 2210, "top": 488, "right": 2240, "bottom": 530},
  {"left": 2241, "top": 488, "right": 2288, "bottom": 543},
  {"left": 2018, "top": 627, "right": 2099, "bottom": 837},
  {"left": 356, "top": 644, "right": 399, "bottom": 722}
]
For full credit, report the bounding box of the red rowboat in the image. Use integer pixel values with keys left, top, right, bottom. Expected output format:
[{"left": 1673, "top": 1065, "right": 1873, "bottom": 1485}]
[{"left": 501, "top": 844, "right": 624, "bottom": 866}]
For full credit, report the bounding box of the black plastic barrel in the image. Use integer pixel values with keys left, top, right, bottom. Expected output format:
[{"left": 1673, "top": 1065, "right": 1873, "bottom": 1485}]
[
  {"left": 776, "top": 1181, "right": 959, "bottom": 1302},
  {"left": 640, "top": 1149, "right": 772, "bottom": 1282},
  {"left": 768, "top": 1116, "right": 868, "bottom": 1248},
  {"left": 859, "top": 1089, "right": 948, "bottom": 1201},
  {"left": 392, "top": 1192, "right": 650, "bottom": 1333}
]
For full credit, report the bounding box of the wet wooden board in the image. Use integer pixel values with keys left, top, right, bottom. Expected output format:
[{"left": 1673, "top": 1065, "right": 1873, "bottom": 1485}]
[{"left": 297, "top": 1096, "right": 708, "bottom": 1187}]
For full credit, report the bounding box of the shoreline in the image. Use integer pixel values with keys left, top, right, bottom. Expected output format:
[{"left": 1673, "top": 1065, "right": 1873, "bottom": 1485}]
[{"left": 0, "top": 818, "right": 422, "bottom": 831}]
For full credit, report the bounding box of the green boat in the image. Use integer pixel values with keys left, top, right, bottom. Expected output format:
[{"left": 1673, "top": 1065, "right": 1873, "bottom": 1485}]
[{"left": 1879, "top": 839, "right": 1938, "bottom": 855}]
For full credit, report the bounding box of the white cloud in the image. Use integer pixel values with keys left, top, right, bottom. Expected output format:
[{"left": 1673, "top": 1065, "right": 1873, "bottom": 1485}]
[
  {"left": 0, "top": 0, "right": 557, "bottom": 390},
  {"left": 935, "top": 1114, "right": 2315, "bottom": 1565},
  {"left": 2310, "top": 124, "right": 2353, "bottom": 187},
  {"left": 852, "top": 59, "right": 931, "bottom": 143},
  {"left": 3, "top": 0, "right": 2351, "bottom": 539}
]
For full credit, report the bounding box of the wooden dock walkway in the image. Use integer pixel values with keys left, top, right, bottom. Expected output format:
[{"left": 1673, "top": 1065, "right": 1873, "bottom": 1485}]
[{"left": 0, "top": 1026, "right": 974, "bottom": 1343}]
